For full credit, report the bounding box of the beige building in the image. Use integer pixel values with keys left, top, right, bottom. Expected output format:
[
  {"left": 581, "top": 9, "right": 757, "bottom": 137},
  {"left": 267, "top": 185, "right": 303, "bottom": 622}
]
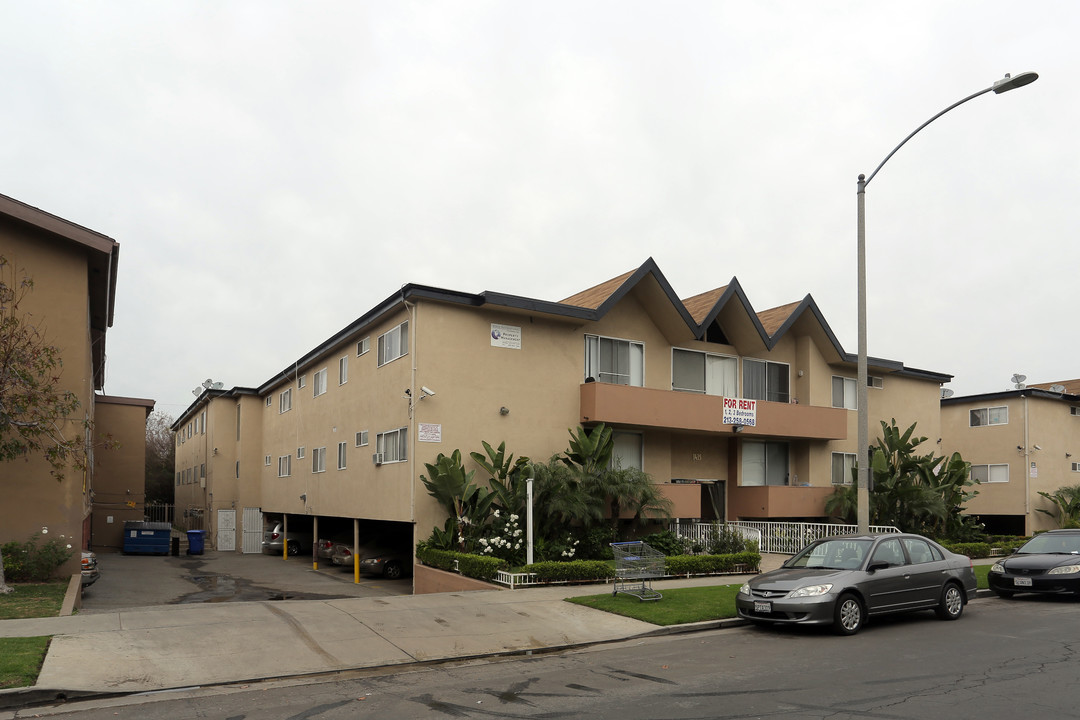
[
  {"left": 173, "top": 259, "right": 949, "bottom": 565},
  {"left": 942, "top": 379, "right": 1080, "bottom": 535},
  {"left": 0, "top": 193, "right": 153, "bottom": 574}
]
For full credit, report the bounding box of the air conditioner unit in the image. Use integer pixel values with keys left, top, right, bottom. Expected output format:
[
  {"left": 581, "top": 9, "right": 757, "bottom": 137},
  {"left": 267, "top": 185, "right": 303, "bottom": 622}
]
[
  {"left": 372, "top": 452, "right": 384, "bottom": 466},
  {"left": 200, "top": 478, "right": 206, "bottom": 488}
]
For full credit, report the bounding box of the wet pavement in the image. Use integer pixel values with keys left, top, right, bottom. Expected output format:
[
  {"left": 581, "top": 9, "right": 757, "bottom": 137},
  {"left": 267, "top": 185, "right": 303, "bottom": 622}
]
[{"left": 81, "top": 549, "right": 411, "bottom": 613}]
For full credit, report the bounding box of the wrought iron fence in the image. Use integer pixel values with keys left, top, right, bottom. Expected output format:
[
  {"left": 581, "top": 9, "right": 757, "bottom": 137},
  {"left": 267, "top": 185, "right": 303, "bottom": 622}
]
[
  {"left": 670, "top": 520, "right": 900, "bottom": 555},
  {"left": 142, "top": 503, "right": 205, "bottom": 531},
  {"left": 668, "top": 520, "right": 762, "bottom": 550}
]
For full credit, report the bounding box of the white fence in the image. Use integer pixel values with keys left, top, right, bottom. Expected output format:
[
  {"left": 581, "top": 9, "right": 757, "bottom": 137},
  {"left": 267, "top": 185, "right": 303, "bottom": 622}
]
[{"left": 671, "top": 520, "right": 900, "bottom": 555}]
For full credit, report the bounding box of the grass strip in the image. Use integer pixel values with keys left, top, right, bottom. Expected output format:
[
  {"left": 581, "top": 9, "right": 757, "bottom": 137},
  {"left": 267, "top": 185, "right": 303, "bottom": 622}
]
[
  {"left": 0, "top": 582, "right": 68, "bottom": 620},
  {"left": 0, "top": 636, "right": 50, "bottom": 689},
  {"left": 567, "top": 584, "right": 742, "bottom": 625}
]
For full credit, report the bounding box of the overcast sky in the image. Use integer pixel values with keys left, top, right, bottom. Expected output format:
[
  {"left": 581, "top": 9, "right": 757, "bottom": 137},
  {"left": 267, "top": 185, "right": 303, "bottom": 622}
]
[{"left": 2, "top": 2, "right": 1076, "bottom": 419}]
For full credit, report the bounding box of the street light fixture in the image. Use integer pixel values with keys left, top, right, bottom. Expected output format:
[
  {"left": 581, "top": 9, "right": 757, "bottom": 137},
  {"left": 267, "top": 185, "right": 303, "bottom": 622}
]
[{"left": 855, "top": 71, "right": 1038, "bottom": 534}]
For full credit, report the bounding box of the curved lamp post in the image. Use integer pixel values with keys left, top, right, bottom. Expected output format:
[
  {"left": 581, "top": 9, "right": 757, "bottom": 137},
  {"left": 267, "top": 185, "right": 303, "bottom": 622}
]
[{"left": 856, "top": 71, "right": 1038, "bottom": 534}]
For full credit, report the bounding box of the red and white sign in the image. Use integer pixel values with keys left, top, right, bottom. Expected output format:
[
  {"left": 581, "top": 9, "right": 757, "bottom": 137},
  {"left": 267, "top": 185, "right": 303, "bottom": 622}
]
[{"left": 722, "top": 397, "right": 757, "bottom": 427}]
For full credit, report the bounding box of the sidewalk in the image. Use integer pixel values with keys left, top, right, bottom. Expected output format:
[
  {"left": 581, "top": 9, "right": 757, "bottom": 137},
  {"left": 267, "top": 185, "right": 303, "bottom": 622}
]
[{"left": 0, "top": 559, "right": 784, "bottom": 709}]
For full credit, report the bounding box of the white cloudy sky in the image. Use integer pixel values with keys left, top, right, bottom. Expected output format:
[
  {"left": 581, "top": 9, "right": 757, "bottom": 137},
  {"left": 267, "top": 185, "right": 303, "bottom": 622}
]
[{"left": 2, "top": 2, "right": 1076, "bottom": 418}]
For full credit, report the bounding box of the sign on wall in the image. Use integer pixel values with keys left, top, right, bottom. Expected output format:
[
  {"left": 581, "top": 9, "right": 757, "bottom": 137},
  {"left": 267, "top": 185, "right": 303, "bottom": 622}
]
[
  {"left": 418, "top": 423, "right": 442, "bottom": 443},
  {"left": 490, "top": 323, "right": 522, "bottom": 349},
  {"left": 722, "top": 397, "right": 757, "bottom": 427}
]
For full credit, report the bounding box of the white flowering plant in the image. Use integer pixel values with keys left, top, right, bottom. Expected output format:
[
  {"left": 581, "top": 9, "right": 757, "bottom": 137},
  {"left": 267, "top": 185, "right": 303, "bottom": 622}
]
[
  {"left": 477, "top": 511, "right": 526, "bottom": 566},
  {"left": 1, "top": 529, "right": 75, "bottom": 583}
]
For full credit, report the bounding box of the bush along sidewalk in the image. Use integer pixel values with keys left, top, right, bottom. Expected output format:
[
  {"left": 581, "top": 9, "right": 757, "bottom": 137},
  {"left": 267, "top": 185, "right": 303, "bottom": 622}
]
[{"left": 417, "top": 543, "right": 761, "bottom": 585}]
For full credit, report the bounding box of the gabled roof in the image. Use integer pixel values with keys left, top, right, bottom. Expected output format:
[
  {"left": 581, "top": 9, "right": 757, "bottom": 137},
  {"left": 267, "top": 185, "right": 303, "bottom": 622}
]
[
  {"left": 1028, "top": 379, "right": 1080, "bottom": 395},
  {"left": 0, "top": 193, "right": 120, "bottom": 390},
  {"left": 560, "top": 270, "right": 635, "bottom": 309},
  {"left": 756, "top": 301, "right": 803, "bottom": 336}
]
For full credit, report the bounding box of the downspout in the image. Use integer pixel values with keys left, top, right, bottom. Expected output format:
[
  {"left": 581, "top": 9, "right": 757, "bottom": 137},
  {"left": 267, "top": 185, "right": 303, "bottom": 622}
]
[
  {"left": 1023, "top": 394, "right": 1030, "bottom": 522},
  {"left": 403, "top": 290, "right": 418, "bottom": 539}
]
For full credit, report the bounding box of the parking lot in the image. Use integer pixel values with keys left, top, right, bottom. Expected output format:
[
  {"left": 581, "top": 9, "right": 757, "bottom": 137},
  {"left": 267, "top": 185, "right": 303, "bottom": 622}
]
[{"left": 80, "top": 548, "right": 412, "bottom": 613}]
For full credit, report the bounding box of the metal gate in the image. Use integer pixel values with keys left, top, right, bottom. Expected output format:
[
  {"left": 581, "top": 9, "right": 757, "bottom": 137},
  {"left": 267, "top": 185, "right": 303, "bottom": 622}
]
[
  {"left": 217, "top": 509, "right": 236, "bottom": 551},
  {"left": 241, "top": 507, "right": 263, "bottom": 554}
]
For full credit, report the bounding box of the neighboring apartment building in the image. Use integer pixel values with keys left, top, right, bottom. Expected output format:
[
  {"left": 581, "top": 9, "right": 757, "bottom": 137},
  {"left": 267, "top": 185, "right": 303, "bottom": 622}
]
[
  {"left": 942, "top": 379, "right": 1080, "bottom": 536},
  {"left": 173, "top": 258, "right": 949, "bottom": 562},
  {"left": 0, "top": 193, "right": 153, "bottom": 574}
]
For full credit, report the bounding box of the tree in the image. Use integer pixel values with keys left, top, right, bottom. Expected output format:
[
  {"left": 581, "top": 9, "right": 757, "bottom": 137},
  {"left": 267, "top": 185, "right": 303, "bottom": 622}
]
[
  {"left": 145, "top": 411, "right": 176, "bottom": 505},
  {"left": 420, "top": 450, "right": 494, "bottom": 551},
  {"left": 0, "top": 256, "right": 98, "bottom": 593},
  {"left": 1037, "top": 484, "right": 1080, "bottom": 529}
]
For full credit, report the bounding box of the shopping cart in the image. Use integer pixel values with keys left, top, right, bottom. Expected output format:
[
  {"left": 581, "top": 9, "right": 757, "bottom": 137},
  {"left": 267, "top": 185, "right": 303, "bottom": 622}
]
[{"left": 610, "top": 541, "right": 665, "bottom": 601}]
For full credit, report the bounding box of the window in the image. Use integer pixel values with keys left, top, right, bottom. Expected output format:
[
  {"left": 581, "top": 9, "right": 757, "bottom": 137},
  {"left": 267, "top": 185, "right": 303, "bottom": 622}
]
[
  {"left": 298, "top": 375, "right": 306, "bottom": 389},
  {"left": 279, "top": 388, "right": 292, "bottom": 413},
  {"left": 743, "top": 359, "right": 789, "bottom": 403},
  {"left": 1072, "top": 407, "right": 1080, "bottom": 416},
  {"left": 376, "top": 427, "right": 408, "bottom": 463},
  {"left": 338, "top": 442, "right": 347, "bottom": 470},
  {"left": 901, "top": 537, "right": 943, "bottom": 564},
  {"left": 313, "top": 368, "right": 327, "bottom": 397},
  {"left": 200, "top": 411, "right": 206, "bottom": 434},
  {"left": 970, "top": 406, "right": 1008, "bottom": 427},
  {"left": 1072, "top": 462, "right": 1080, "bottom": 472},
  {"left": 870, "top": 537, "right": 906, "bottom": 567},
  {"left": 278, "top": 456, "right": 292, "bottom": 477},
  {"left": 868, "top": 375, "right": 884, "bottom": 389},
  {"left": 584, "top": 335, "right": 643, "bottom": 386},
  {"left": 175, "top": 472, "right": 180, "bottom": 486},
  {"left": 672, "top": 348, "right": 737, "bottom": 396},
  {"left": 831, "top": 452, "right": 856, "bottom": 485},
  {"left": 297, "top": 446, "right": 306, "bottom": 459},
  {"left": 971, "top": 464, "right": 1009, "bottom": 483},
  {"left": 832, "top": 376, "right": 857, "bottom": 410},
  {"left": 200, "top": 464, "right": 206, "bottom": 479},
  {"left": 378, "top": 321, "right": 409, "bottom": 366},
  {"left": 194, "top": 416, "right": 200, "bottom": 434},
  {"left": 187, "top": 424, "right": 192, "bottom": 438},
  {"left": 312, "top": 447, "right": 326, "bottom": 473},
  {"left": 355, "top": 430, "right": 369, "bottom": 447},
  {"left": 264, "top": 455, "right": 271, "bottom": 466},
  {"left": 612, "top": 432, "right": 643, "bottom": 470},
  {"left": 357, "top": 337, "right": 370, "bottom": 356},
  {"left": 741, "top": 441, "right": 789, "bottom": 486},
  {"left": 339, "top": 356, "right": 348, "bottom": 385},
  {"left": 266, "top": 396, "right": 272, "bottom": 407},
  {"left": 235, "top": 461, "right": 240, "bottom": 479}
]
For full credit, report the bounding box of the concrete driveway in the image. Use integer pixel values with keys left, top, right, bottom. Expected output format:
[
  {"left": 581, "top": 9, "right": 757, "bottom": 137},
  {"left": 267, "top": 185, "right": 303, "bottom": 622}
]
[{"left": 80, "top": 549, "right": 411, "bottom": 613}]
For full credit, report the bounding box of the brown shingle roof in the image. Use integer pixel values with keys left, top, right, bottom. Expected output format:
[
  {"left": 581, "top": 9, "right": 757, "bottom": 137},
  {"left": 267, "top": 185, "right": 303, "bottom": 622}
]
[
  {"left": 560, "top": 269, "right": 635, "bottom": 309},
  {"left": 756, "top": 301, "right": 802, "bottom": 336},
  {"left": 1028, "top": 379, "right": 1080, "bottom": 394},
  {"left": 681, "top": 287, "right": 728, "bottom": 325}
]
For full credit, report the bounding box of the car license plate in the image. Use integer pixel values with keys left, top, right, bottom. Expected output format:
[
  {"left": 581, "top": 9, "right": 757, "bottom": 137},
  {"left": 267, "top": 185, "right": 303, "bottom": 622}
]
[
  {"left": 754, "top": 601, "right": 772, "bottom": 613},
  {"left": 1015, "top": 577, "right": 1032, "bottom": 587}
]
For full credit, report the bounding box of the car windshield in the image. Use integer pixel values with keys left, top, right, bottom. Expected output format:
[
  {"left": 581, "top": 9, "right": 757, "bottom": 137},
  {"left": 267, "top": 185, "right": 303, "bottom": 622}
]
[
  {"left": 787, "top": 539, "right": 872, "bottom": 570},
  {"left": 1018, "top": 533, "right": 1080, "bottom": 555}
]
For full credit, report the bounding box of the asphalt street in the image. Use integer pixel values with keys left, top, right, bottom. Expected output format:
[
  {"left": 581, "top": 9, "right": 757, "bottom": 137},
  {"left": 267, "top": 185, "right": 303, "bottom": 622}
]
[{"left": 9, "top": 593, "right": 1080, "bottom": 720}]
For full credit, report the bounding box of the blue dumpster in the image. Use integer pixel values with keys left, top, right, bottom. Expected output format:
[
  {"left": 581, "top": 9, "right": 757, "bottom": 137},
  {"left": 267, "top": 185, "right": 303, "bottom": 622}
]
[
  {"left": 123, "top": 521, "right": 172, "bottom": 555},
  {"left": 186, "top": 529, "right": 206, "bottom": 555}
]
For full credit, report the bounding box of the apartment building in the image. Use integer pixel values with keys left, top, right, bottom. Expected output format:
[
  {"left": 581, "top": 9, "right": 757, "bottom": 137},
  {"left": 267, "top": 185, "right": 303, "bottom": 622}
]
[
  {"left": 942, "top": 379, "right": 1080, "bottom": 535},
  {"left": 0, "top": 193, "right": 153, "bottom": 574},
  {"left": 172, "top": 258, "right": 949, "bottom": 560}
]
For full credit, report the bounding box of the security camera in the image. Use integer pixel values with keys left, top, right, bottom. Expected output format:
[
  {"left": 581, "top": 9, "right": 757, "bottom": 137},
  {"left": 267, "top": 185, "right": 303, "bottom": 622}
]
[
  {"left": 421, "top": 386, "right": 436, "bottom": 397},
  {"left": 1034, "top": 444, "right": 1042, "bottom": 451}
]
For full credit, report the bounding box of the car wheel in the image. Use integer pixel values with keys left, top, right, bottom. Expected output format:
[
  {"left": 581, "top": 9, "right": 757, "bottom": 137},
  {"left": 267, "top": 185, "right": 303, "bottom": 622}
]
[
  {"left": 287, "top": 542, "right": 300, "bottom": 556},
  {"left": 833, "top": 593, "right": 864, "bottom": 636},
  {"left": 935, "top": 583, "right": 964, "bottom": 620},
  {"left": 383, "top": 561, "right": 403, "bottom": 580},
  {"left": 993, "top": 589, "right": 1014, "bottom": 599}
]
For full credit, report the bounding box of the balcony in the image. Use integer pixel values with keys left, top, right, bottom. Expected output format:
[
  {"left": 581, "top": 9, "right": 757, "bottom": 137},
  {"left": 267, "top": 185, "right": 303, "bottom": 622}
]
[
  {"left": 579, "top": 383, "right": 847, "bottom": 440},
  {"left": 728, "top": 485, "right": 836, "bottom": 520}
]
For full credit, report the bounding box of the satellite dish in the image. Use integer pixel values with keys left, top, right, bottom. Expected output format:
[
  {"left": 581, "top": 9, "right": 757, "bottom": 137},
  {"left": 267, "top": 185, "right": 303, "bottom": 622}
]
[
  {"left": 1049, "top": 384, "right": 1066, "bottom": 393},
  {"left": 1011, "top": 373, "right": 1027, "bottom": 384},
  {"left": 941, "top": 389, "right": 955, "bottom": 399},
  {"left": 212, "top": 382, "right": 224, "bottom": 390}
]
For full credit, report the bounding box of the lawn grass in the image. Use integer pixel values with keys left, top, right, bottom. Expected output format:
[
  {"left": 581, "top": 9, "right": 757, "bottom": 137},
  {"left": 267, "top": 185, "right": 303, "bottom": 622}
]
[
  {"left": 567, "top": 584, "right": 742, "bottom": 625},
  {"left": 0, "top": 636, "right": 51, "bottom": 689},
  {"left": 974, "top": 564, "right": 991, "bottom": 589},
  {"left": 0, "top": 581, "right": 68, "bottom": 620},
  {"left": 0, "top": 581, "right": 67, "bottom": 690}
]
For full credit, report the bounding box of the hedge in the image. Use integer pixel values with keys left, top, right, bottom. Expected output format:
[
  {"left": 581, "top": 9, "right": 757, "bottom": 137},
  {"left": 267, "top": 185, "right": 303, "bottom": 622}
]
[
  {"left": 664, "top": 551, "right": 761, "bottom": 576},
  {"left": 520, "top": 560, "right": 615, "bottom": 583},
  {"left": 415, "top": 545, "right": 507, "bottom": 581},
  {"left": 939, "top": 542, "right": 992, "bottom": 559}
]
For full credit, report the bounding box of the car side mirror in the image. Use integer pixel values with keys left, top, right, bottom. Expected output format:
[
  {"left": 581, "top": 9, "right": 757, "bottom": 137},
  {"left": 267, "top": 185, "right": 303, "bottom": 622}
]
[{"left": 867, "top": 560, "right": 889, "bottom": 573}]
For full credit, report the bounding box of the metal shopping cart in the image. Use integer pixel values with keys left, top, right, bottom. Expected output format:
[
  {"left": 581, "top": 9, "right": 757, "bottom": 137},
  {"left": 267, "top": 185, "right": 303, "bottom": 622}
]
[{"left": 610, "top": 541, "right": 665, "bottom": 601}]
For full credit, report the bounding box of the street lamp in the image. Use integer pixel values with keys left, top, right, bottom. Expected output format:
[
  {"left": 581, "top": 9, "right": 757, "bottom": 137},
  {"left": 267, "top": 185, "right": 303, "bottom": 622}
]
[{"left": 855, "top": 71, "right": 1038, "bottom": 534}]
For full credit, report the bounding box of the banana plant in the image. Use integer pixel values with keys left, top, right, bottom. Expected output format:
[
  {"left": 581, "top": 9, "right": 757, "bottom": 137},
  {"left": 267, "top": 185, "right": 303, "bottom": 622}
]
[
  {"left": 470, "top": 441, "right": 531, "bottom": 517},
  {"left": 420, "top": 450, "right": 494, "bottom": 551},
  {"left": 1037, "top": 484, "right": 1080, "bottom": 529},
  {"left": 560, "top": 423, "right": 613, "bottom": 478}
]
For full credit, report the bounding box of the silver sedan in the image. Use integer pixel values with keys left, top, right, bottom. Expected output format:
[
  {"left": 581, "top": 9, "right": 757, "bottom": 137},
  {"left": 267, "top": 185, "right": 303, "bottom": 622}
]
[{"left": 735, "top": 533, "right": 977, "bottom": 635}]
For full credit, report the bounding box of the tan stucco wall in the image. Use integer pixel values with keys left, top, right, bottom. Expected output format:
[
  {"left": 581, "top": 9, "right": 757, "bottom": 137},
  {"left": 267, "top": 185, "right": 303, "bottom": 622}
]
[
  {"left": 91, "top": 398, "right": 152, "bottom": 549},
  {"left": 943, "top": 395, "right": 1080, "bottom": 534},
  {"left": 0, "top": 219, "right": 97, "bottom": 576}
]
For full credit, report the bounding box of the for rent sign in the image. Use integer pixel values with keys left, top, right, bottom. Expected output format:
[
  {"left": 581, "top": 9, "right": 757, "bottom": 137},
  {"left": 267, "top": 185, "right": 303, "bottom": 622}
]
[{"left": 722, "top": 397, "right": 757, "bottom": 427}]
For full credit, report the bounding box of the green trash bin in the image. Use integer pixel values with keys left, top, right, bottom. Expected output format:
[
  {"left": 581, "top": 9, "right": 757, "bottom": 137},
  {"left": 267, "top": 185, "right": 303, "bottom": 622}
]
[{"left": 186, "top": 529, "right": 206, "bottom": 555}]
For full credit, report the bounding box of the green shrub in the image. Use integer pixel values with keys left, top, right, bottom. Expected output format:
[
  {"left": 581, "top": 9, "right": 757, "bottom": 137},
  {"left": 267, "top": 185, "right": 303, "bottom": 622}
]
[
  {"left": 522, "top": 560, "right": 615, "bottom": 582},
  {"left": 706, "top": 525, "right": 750, "bottom": 555},
  {"left": 940, "top": 542, "right": 992, "bottom": 559},
  {"left": 664, "top": 551, "right": 761, "bottom": 576},
  {"left": 640, "top": 530, "right": 689, "bottom": 557},
  {"left": 415, "top": 544, "right": 507, "bottom": 581},
  {"left": 1, "top": 534, "right": 73, "bottom": 583}
]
